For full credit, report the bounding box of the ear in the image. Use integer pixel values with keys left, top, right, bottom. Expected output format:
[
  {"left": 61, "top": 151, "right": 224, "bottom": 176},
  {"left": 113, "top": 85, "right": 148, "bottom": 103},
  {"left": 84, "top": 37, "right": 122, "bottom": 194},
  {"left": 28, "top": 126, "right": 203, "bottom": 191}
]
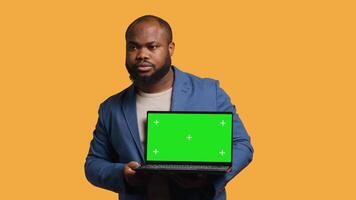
[{"left": 168, "top": 42, "right": 175, "bottom": 56}]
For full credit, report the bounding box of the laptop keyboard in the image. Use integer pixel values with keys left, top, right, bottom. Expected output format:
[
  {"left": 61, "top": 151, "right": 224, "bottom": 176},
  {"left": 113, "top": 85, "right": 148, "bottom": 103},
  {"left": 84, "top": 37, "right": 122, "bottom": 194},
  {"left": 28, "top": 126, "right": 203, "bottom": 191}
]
[{"left": 138, "top": 164, "right": 229, "bottom": 171}]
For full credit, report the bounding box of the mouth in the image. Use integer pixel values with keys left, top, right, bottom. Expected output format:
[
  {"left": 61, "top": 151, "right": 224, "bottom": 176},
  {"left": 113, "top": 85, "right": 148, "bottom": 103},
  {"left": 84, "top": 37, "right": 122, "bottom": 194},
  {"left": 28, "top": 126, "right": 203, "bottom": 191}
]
[{"left": 136, "top": 62, "right": 153, "bottom": 72}]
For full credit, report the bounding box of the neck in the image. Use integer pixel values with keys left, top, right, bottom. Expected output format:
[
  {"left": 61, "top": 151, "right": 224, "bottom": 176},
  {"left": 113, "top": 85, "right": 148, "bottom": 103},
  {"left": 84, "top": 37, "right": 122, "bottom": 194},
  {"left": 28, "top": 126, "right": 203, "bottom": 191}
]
[{"left": 135, "top": 67, "right": 174, "bottom": 93}]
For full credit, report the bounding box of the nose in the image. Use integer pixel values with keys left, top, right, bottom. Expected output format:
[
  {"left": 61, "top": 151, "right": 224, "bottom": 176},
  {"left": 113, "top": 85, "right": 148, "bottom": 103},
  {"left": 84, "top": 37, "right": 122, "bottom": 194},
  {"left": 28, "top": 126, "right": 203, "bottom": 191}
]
[{"left": 136, "top": 48, "right": 149, "bottom": 61}]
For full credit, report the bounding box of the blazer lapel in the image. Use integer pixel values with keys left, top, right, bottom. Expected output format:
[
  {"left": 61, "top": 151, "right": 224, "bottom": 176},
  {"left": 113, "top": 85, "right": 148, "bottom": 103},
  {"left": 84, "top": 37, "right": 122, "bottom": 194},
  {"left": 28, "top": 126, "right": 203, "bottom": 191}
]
[
  {"left": 121, "top": 85, "right": 145, "bottom": 161},
  {"left": 171, "top": 66, "right": 191, "bottom": 111}
]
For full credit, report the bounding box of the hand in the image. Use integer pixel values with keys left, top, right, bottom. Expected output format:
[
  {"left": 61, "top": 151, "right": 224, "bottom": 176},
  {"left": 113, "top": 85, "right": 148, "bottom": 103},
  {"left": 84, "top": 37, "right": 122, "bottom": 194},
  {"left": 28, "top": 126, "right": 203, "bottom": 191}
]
[
  {"left": 171, "top": 173, "right": 209, "bottom": 189},
  {"left": 123, "top": 161, "right": 148, "bottom": 187}
]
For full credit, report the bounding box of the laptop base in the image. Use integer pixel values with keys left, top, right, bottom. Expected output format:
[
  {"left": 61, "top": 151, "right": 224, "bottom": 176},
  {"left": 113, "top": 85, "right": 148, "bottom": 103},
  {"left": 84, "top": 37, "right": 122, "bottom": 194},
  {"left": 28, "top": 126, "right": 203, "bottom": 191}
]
[{"left": 135, "top": 164, "right": 230, "bottom": 173}]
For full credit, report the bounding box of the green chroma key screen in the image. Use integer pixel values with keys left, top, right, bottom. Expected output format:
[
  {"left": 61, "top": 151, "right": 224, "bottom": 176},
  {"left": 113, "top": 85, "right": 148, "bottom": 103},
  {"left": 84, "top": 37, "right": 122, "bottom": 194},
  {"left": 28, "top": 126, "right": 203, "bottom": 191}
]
[{"left": 146, "top": 112, "right": 232, "bottom": 162}]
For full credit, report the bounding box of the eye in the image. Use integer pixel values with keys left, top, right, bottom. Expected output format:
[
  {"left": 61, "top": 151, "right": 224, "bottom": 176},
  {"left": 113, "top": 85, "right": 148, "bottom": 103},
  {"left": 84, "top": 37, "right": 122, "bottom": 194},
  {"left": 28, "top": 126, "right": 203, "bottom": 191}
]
[
  {"left": 148, "top": 45, "right": 158, "bottom": 50},
  {"left": 127, "top": 44, "right": 137, "bottom": 51}
]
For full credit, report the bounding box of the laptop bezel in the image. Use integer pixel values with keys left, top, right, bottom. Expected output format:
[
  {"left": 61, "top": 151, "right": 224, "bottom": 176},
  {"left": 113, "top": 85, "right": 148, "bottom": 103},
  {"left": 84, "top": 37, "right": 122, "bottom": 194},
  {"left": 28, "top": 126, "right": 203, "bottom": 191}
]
[{"left": 144, "top": 111, "right": 233, "bottom": 167}]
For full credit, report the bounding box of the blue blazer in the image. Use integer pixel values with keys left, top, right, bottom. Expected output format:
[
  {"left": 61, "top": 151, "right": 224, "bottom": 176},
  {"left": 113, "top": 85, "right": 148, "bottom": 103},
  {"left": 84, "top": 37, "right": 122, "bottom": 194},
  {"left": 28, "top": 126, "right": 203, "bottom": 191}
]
[{"left": 85, "top": 66, "right": 253, "bottom": 200}]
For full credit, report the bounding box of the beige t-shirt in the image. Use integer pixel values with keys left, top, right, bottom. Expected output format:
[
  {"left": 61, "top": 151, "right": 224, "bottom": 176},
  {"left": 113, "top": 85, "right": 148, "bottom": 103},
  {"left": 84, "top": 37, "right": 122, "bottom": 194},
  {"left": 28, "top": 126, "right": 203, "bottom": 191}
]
[{"left": 136, "top": 87, "right": 172, "bottom": 150}]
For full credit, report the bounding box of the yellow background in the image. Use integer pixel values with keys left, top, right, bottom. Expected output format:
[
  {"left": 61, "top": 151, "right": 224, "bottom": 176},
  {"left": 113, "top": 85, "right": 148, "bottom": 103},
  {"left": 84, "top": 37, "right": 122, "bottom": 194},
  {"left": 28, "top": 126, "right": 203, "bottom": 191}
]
[{"left": 1, "top": 0, "right": 355, "bottom": 199}]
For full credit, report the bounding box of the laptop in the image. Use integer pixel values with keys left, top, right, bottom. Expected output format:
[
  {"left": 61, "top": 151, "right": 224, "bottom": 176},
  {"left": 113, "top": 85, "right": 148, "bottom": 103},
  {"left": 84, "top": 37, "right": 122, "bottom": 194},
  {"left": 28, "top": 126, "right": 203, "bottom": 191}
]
[{"left": 135, "top": 111, "right": 233, "bottom": 173}]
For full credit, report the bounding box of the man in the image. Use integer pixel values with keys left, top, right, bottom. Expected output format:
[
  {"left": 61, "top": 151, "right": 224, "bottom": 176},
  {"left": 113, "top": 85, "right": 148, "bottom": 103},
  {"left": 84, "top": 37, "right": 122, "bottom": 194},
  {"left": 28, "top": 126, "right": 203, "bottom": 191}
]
[{"left": 85, "top": 15, "right": 253, "bottom": 200}]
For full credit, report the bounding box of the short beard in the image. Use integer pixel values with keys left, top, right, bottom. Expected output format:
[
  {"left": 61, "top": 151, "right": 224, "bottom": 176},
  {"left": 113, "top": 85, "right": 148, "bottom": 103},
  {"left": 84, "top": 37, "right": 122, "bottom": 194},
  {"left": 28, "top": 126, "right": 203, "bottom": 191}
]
[{"left": 126, "top": 55, "right": 172, "bottom": 86}]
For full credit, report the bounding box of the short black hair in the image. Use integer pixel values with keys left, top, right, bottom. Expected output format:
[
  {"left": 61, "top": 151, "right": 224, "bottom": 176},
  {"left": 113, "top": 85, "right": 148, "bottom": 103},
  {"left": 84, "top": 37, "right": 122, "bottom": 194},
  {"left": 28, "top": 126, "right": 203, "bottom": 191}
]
[{"left": 125, "top": 15, "right": 173, "bottom": 43}]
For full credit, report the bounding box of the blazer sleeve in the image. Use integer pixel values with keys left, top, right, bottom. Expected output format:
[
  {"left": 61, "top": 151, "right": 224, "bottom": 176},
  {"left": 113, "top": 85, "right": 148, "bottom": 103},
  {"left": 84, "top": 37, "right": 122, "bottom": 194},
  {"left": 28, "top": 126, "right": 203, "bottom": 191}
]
[
  {"left": 210, "top": 81, "right": 254, "bottom": 195},
  {"left": 84, "top": 103, "right": 127, "bottom": 193}
]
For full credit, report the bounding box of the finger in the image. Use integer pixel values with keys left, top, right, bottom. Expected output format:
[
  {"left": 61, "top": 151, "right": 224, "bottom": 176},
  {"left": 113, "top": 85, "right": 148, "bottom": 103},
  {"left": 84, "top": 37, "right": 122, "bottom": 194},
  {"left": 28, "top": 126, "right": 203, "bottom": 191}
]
[
  {"left": 124, "top": 165, "right": 136, "bottom": 176},
  {"left": 128, "top": 161, "right": 141, "bottom": 169},
  {"left": 127, "top": 167, "right": 137, "bottom": 175}
]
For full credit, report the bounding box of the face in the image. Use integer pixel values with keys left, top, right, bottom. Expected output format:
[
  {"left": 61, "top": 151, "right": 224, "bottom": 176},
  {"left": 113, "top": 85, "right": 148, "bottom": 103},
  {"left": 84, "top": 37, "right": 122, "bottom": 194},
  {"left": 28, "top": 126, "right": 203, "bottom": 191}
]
[{"left": 125, "top": 21, "right": 174, "bottom": 86}]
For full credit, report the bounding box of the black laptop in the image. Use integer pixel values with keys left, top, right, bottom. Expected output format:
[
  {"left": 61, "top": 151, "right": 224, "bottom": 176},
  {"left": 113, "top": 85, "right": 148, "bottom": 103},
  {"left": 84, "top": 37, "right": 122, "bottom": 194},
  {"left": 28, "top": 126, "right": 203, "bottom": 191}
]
[{"left": 136, "top": 111, "right": 233, "bottom": 173}]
